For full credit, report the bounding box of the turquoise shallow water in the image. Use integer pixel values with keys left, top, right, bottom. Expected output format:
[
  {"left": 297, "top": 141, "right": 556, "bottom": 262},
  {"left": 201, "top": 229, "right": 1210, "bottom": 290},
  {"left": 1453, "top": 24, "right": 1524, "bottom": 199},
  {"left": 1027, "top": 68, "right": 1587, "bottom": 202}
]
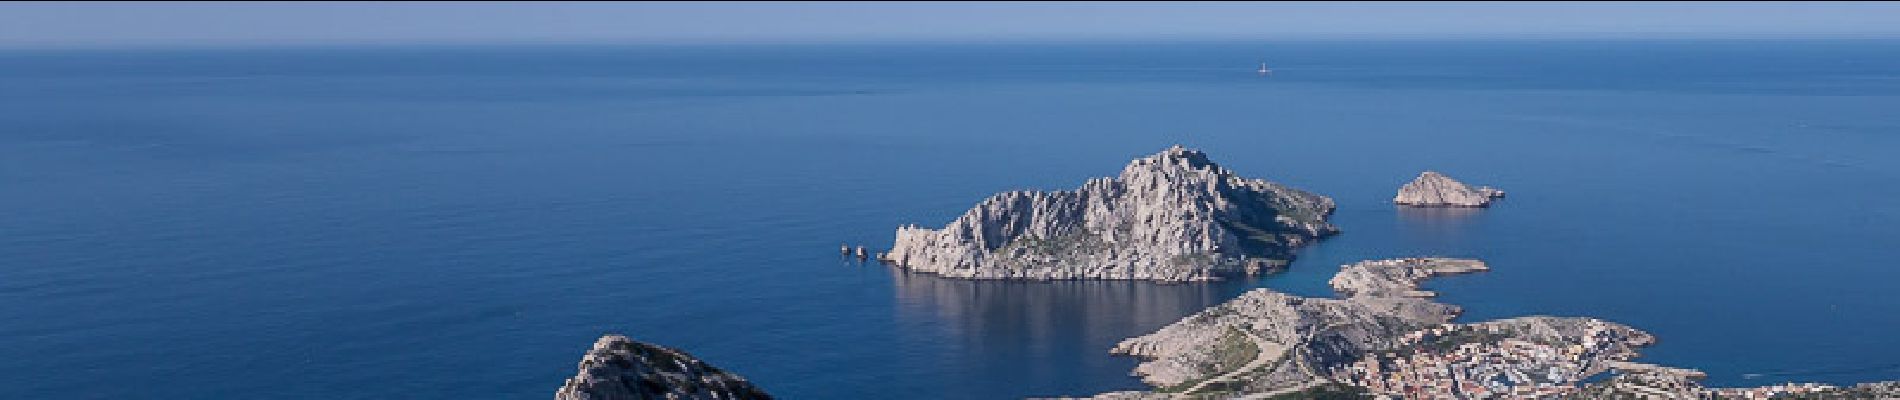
[{"left": 2, "top": 40, "right": 1898, "bottom": 399}]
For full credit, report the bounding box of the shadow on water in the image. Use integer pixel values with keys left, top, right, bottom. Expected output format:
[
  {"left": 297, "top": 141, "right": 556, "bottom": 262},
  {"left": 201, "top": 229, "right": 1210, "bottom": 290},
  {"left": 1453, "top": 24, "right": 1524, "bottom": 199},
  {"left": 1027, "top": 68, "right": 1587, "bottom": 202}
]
[
  {"left": 885, "top": 268, "right": 1260, "bottom": 397},
  {"left": 890, "top": 269, "right": 1249, "bottom": 339},
  {"left": 1394, "top": 206, "right": 1486, "bottom": 249},
  {"left": 1395, "top": 206, "right": 1484, "bottom": 231}
]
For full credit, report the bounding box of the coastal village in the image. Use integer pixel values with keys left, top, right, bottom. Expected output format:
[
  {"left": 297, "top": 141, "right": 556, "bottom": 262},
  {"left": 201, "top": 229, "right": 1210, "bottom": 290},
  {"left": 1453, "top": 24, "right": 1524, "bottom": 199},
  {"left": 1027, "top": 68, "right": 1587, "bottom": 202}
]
[
  {"left": 1329, "top": 320, "right": 1858, "bottom": 399},
  {"left": 1330, "top": 323, "right": 1631, "bottom": 398}
]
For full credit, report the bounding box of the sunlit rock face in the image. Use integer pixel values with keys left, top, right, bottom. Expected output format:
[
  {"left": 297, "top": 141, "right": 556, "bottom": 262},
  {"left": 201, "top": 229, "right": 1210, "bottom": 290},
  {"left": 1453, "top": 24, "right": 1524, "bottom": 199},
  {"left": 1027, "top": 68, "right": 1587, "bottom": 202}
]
[
  {"left": 884, "top": 145, "right": 1338, "bottom": 282},
  {"left": 1393, "top": 171, "right": 1505, "bottom": 207}
]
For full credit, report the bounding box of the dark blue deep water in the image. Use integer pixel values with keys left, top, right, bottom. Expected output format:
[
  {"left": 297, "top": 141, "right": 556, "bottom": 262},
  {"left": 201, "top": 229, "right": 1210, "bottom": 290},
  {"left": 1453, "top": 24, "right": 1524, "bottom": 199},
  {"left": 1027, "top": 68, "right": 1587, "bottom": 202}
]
[{"left": 3, "top": 40, "right": 1899, "bottom": 399}]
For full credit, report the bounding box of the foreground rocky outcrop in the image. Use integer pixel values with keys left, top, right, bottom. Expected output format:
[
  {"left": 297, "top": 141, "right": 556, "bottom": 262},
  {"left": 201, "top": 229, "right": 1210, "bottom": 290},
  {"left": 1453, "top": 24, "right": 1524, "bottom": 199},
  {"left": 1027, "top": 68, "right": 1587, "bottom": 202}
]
[
  {"left": 1393, "top": 171, "right": 1504, "bottom": 207},
  {"left": 554, "top": 335, "right": 772, "bottom": 400},
  {"left": 883, "top": 146, "right": 1338, "bottom": 282},
  {"left": 1076, "top": 258, "right": 1900, "bottom": 399}
]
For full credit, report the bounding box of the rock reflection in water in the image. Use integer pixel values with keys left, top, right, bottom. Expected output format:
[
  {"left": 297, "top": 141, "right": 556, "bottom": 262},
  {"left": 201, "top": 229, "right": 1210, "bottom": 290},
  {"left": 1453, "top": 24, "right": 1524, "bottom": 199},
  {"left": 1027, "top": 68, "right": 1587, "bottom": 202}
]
[
  {"left": 1396, "top": 206, "right": 1485, "bottom": 248},
  {"left": 889, "top": 269, "right": 1248, "bottom": 396}
]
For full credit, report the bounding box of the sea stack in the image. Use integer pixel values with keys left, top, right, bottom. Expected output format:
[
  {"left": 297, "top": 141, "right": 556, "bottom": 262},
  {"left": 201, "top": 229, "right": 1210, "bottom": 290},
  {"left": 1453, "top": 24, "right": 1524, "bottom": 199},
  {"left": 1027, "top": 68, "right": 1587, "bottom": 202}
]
[
  {"left": 554, "top": 335, "right": 773, "bottom": 400},
  {"left": 884, "top": 145, "right": 1338, "bottom": 282},
  {"left": 1393, "top": 171, "right": 1505, "bottom": 207}
]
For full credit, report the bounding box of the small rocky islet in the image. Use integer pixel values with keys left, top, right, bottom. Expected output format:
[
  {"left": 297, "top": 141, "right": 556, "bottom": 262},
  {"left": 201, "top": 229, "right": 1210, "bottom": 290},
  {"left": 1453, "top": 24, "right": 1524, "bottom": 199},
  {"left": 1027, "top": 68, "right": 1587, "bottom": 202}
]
[
  {"left": 1394, "top": 171, "right": 1505, "bottom": 208},
  {"left": 555, "top": 146, "right": 1897, "bottom": 399}
]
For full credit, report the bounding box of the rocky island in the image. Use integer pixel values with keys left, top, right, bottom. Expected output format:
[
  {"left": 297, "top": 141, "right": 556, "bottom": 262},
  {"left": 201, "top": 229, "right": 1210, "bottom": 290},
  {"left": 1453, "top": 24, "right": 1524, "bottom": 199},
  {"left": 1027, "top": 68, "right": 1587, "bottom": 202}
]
[
  {"left": 554, "top": 335, "right": 772, "bottom": 400},
  {"left": 882, "top": 146, "right": 1339, "bottom": 282},
  {"left": 1393, "top": 171, "right": 1505, "bottom": 208},
  {"left": 1076, "top": 258, "right": 1899, "bottom": 399}
]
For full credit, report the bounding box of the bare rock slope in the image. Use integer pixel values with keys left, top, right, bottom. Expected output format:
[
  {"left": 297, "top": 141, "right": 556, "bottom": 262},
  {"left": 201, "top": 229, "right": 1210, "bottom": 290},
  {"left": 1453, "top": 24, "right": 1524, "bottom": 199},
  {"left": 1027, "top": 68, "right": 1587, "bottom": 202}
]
[
  {"left": 1093, "top": 258, "right": 1512, "bottom": 397},
  {"left": 554, "top": 335, "right": 772, "bottom": 400},
  {"left": 1080, "top": 258, "right": 1899, "bottom": 399},
  {"left": 884, "top": 146, "right": 1338, "bottom": 282}
]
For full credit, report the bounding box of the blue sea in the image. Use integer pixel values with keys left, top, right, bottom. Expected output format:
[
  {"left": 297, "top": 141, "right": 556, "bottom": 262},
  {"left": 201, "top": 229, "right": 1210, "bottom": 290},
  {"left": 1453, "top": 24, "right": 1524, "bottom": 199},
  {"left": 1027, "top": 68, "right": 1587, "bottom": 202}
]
[{"left": 3, "top": 40, "right": 1898, "bottom": 399}]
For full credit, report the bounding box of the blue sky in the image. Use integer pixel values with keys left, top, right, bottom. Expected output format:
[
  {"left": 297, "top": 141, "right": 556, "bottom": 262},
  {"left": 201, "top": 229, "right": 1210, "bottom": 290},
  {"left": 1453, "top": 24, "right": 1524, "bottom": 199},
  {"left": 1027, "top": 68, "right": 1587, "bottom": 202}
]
[{"left": 3, "top": 1, "right": 1898, "bottom": 47}]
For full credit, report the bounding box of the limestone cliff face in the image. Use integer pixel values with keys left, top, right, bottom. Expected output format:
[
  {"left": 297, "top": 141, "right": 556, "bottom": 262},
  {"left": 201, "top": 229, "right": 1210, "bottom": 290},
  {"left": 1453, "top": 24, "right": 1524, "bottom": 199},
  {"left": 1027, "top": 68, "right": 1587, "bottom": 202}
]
[
  {"left": 885, "top": 146, "right": 1337, "bottom": 282},
  {"left": 554, "top": 335, "right": 771, "bottom": 400},
  {"left": 1393, "top": 171, "right": 1504, "bottom": 207}
]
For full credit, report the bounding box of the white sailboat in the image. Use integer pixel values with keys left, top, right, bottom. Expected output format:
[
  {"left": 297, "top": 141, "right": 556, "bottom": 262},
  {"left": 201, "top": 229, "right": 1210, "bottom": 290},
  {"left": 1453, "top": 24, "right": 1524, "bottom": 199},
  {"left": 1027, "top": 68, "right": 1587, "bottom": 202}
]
[{"left": 1257, "top": 62, "right": 1272, "bottom": 76}]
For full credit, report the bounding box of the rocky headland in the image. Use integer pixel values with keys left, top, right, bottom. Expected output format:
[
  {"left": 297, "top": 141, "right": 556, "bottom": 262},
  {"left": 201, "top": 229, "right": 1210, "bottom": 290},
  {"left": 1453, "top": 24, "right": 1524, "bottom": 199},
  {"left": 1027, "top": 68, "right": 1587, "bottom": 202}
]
[
  {"left": 1088, "top": 258, "right": 1546, "bottom": 398},
  {"left": 1328, "top": 257, "right": 1489, "bottom": 298},
  {"left": 554, "top": 335, "right": 772, "bottom": 400},
  {"left": 882, "top": 146, "right": 1338, "bottom": 282},
  {"left": 550, "top": 263, "right": 1900, "bottom": 399},
  {"left": 1076, "top": 258, "right": 1899, "bottom": 399},
  {"left": 552, "top": 324, "right": 1896, "bottom": 400},
  {"left": 1393, "top": 171, "right": 1505, "bottom": 208}
]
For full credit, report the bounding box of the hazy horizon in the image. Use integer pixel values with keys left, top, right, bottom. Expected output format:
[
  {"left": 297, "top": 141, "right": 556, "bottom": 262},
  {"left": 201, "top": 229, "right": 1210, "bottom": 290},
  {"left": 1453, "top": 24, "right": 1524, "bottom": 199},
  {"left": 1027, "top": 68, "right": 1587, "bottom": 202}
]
[{"left": 3, "top": 1, "right": 1899, "bottom": 49}]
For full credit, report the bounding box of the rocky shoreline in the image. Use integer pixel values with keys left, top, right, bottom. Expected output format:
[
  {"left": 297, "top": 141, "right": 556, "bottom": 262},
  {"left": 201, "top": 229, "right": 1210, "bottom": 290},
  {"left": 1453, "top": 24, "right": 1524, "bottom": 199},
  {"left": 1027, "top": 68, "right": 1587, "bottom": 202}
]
[
  {"left": 881, "top": 146, "right": 1338, "bottom": 283},
  {"left": 558, "top": 298, "right": 1899, "bottom": 399},
  {"left": 1083, "top": 258, "right": 1544, "bottom": 398},
  {"left": 1074, "top": 258, "right": 1899, "bottom": 399},
  {"left": 1328, "top": 257, "right": 1489, "bottom": 298}
]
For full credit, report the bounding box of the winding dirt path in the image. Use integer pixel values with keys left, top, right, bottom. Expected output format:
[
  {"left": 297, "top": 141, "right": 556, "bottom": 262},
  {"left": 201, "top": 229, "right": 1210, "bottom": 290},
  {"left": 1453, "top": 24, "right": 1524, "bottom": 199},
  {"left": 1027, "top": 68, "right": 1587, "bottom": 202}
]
[
  {"left": 1183, "top": 323, "right": 1345, "bottom": 396},
  {"left": 1180, "top": 331, "right": 1283, "bottom": 394}
]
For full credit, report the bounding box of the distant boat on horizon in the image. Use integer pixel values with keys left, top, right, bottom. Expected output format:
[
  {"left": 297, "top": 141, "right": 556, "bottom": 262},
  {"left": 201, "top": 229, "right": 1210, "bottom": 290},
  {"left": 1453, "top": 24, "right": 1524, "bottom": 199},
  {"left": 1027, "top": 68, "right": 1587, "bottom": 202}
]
[{"left": 1257, "top": 62, "right": 1272, "bottom": 76}]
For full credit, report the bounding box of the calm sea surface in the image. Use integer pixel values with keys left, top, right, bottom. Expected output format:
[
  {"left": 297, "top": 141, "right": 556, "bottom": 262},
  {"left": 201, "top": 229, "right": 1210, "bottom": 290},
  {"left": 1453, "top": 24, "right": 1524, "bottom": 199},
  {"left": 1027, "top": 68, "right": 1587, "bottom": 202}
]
[{"left": 3, "top": 40, "right": 1898, "bottom": 399}]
